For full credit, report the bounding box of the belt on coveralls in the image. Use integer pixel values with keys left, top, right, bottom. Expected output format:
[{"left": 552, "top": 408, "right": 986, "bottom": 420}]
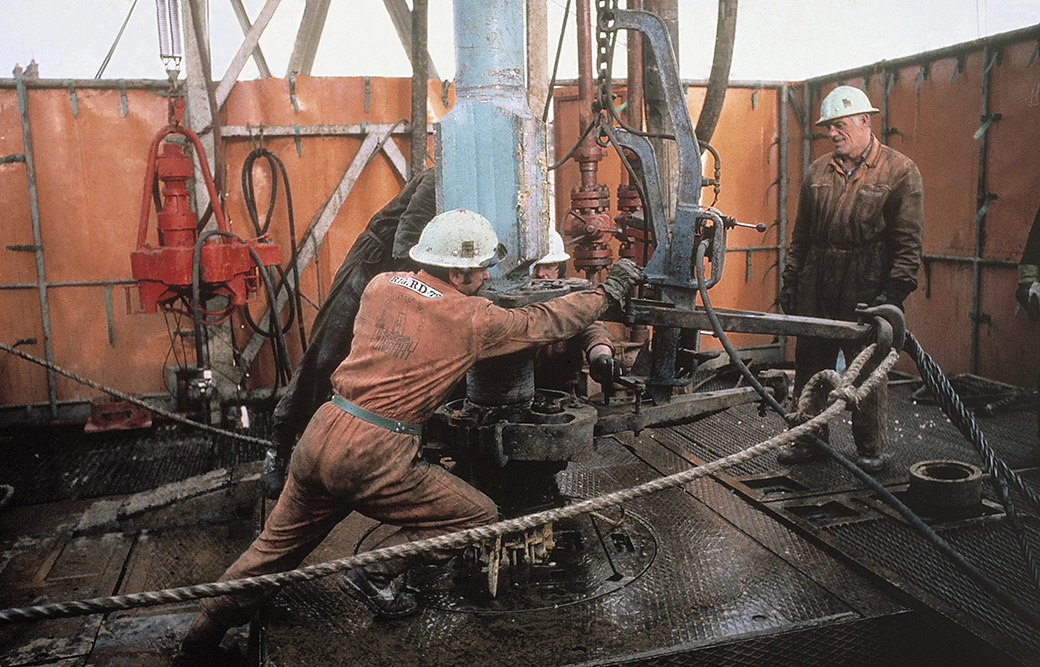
[{"left": 330, "top": 394, "right": 422, "bottom": 435}]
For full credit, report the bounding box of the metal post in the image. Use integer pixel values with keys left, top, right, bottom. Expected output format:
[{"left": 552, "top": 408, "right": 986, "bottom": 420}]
[
  {"left": 801, "top": 82, "right": 812, "bottom": 177},
  {"left": 410, "top": 0, "right": 429, "bottom": 177},
  {"left": 15, "top": 77, "right": 58, "bottom": 417},
  {"left": 778, "top": 83, "right": 790, "bottom": 344},
  {"left": 526, "top": 0, "right": 548, "bottom": 116},
  {"left": 880, "top": 68, "right": 890, "bottom": 146},
  {"left": 971, "top": 45, "right": 996, "bottom": 374}
]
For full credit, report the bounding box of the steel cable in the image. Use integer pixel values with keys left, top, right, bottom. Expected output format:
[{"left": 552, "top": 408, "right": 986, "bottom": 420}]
[
  {"left": 0, "top": 341, "right": 270, "bottom": 448},
  {"left": 903, "top": 331, "right": 1040, "bottom": 591}
]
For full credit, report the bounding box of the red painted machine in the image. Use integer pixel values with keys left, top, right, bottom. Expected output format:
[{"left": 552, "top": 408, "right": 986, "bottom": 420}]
[{"left": 130, "top": 95, "right": 281, "bottom": 315}]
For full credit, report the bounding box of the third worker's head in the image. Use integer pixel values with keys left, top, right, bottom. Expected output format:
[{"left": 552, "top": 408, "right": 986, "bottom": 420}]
[{"left": 816, "top": 85, "right": 879, "bottom": 160}]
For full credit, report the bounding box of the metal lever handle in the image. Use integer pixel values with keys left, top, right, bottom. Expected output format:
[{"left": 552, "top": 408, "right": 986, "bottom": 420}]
[{"left": 723, "top": 217, "right": 767, "bottom": 233}]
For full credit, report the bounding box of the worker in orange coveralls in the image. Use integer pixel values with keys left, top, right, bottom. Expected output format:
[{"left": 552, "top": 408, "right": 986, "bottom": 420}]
[
  {"left": 172, "top": 210, "right": 645, "bottom": 666},
  {"left": 777, "top": 85, "right": 924, "bottom": 473},
  {"left": 261, "top": 169, "right": 437, "bottom": 498}
]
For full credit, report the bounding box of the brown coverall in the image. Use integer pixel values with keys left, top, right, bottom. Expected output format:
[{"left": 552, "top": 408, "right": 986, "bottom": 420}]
[
  {"left": 200, "top": 270, "right": 610, "bottom": 627},
  {"left": 783, "top": 135, "right": 924, "bottom": 455}
]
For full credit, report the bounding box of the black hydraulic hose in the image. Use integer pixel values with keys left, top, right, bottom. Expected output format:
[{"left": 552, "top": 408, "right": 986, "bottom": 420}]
[
  {"left": 542, "top": 0, "right": 572, "bottom": 123},
  {"left": 903, "top": 331, "right": 1040, "bottom": 591},
  {"left": 550, "top": 117, "right": 599, "bottom": 171},
  {"left": 691, "top": 240, "right": 1040, "bottom": 630},
  {"left": 192, "top": 230, "right": 292, "bottom": 386},
  {"left": 241, "top": 147, "right": 307, "bottom": 352}
]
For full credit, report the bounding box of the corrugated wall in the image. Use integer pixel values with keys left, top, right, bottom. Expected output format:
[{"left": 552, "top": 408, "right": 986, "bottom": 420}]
[
  {"left": 2, "top": 26, "right": 1038, "bottom": 419},
  {"left": 0, "top": 77, "right": 448, "bottom": 414},
  {"left": 797, "top": 27, "right": 1040, "bottom": 385}
]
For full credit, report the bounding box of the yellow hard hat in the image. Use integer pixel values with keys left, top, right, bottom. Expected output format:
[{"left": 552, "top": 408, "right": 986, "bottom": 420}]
[
  {"left": 535, "top": 230, "right": 570, "bottom": 265},
  {"left": 816, "top": 85, "right": 879, "bottom": 126},
  {"left": 409, "top": 209, "right": 507, "bottom": 268}
]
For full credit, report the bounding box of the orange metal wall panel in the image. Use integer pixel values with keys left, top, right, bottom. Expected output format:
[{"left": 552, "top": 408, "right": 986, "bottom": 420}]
[
  {"left": 982, "top": 41, "right": 1040, "bottom": 260},
  {"left": 694, "top": 86, "right": 783, "bottom": 350},
  {"left": 0, "top": 292, "right": 48, "bottom": 406},
  {"left": 973, "top": 41, "right": 1040, "bottom": 384},
  {"left": 793, "top": 31, "right": 1040, "bottom": 387},
  {"left": 221, "top": 77, "right": 423, "bottom": 382},
  {"left": 1, "top": 87, "right": 176, "bottom": 403},
  {"left": 30, "top": 88, "right": 169, "bottom": 281},
  {"left": 0, "top": 78, "right": 425, "bottom": 409},
  {"left": 0, "top": 90, "right": 35, "bottom": 286}
]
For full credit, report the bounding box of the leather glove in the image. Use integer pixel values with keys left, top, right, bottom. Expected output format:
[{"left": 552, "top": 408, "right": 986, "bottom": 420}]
[
  {"left": 874, "top": 281, "right": 913, "bottom": 312},
  {"left": 779, "top": 281, "right": 797, "bottom": 314},
  {"left": 871, "top": 292, "right": 904, "bottom": 312},
  {"left": 589, "top": 354, "right": 623, "bottom": 385},
  {"left": 600, "top": 258, "right": 645, "bottom": 309},
  {"left": 1017, "top": 281, "right": 1040, "bottom": 320}
]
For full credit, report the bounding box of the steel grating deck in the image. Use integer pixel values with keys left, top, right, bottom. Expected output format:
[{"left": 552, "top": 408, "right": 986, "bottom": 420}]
[{"left": 0, "top": 383, "right": 1037, "bottom": 666}]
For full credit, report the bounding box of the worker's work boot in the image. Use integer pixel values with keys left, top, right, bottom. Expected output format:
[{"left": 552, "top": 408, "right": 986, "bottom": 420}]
[
  {"left": 338, "top": 568, "right": 419, "bottom": 619},
  {"left": 855, "top": 454, "right": 886, "bottom": 473},
  {"left": 171, "top": 643, "right": 245, "bottom": 667},
  {"left": 259, "top": 434, "right": 292, "bottom": 499},
  {"left": 776, "top": 441, "right": 823, "bottom": 465},
  {"left": 171, "top": 612, "right": 242, "bottom": 667}
]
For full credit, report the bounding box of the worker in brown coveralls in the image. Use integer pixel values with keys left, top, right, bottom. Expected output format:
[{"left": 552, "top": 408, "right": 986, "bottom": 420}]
[
  {"left": 777, "top": 85, "right": 924, "bottom": 473},
  {"left": 261, "top": 169, "right": 437, "bottom": 498},
  {"left": 172, "top": 210, "right": 645, "bottom": 666},
  {"left": 530, "top": 230, "right": 621, "bottom": 394}
]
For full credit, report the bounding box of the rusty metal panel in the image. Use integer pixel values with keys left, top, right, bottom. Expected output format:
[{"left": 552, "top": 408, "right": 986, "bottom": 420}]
[
  {"left": 792, "top": 31, "right": 1040, "bottom": 387},
  {"left": 0, "top": 78, "right": 424, "bottom": 409},
  {"left": 975, "top": 41, "right": 1040, "bottom": 385},
  {"left": 0, "top": 86, "right": 173, "bottom": 405},
  {"left": 981, "top": 41, "right": 1040, "bottom": 259},
  {"left": 694, "top": 86, "right": 784, "bottom": 350}
]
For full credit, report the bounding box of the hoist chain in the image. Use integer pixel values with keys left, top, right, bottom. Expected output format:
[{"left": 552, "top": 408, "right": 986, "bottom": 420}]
[{"left": 595, "top": 0, "right": 617, "bottom": 119}]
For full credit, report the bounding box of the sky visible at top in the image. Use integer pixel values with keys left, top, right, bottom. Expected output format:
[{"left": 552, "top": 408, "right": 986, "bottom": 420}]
[{"left": 1, "top": 0, "right": 1038, "bottom": 83}]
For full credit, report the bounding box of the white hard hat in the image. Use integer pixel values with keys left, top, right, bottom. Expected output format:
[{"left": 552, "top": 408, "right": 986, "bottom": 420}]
[
  {"left": 409, "top": 209, "right": 507, "bottom": 268},
  {"left": 816, "top": 85, "right": 879, "bottom": 126},
  {"left": 535, "top": 230, "right": 570, "bottom": 265}
]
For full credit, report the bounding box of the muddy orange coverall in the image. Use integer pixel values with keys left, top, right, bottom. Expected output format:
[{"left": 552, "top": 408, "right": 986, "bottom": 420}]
[{"left": 200, "top": 270, "right": 609, "bottom": 626}]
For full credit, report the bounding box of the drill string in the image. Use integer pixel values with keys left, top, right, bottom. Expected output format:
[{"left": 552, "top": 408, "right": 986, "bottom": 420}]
[
  {"left": 0, "top": 343, "right": 892, "bottom": 624},
  {"left": 0, "top": 341, "right": 270, "bottom": 448},
  {"left": 692, "top": 240, "right": 1040, "bottom": 630}
]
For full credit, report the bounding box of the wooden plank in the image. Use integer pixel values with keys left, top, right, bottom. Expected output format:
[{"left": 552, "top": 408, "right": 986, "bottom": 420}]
[
  {"left": 215, "top": 0, "right": 282, "bottom": 108},
  {"left": 287, "top": 0, "right": 332, "bottom": 76},
  {"left": 229, "top": 0, "right": 273, "bottom": 78}
]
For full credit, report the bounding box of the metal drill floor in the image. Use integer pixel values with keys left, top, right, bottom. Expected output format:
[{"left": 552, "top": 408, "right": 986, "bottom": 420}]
[{"left": 0, "top": 382, "right": 1038, "bottom": 666}]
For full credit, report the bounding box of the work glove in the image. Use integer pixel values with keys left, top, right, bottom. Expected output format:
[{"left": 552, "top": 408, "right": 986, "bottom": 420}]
[
  {"left": 1016, "top": 281, "right": 1040, "bottom": 320},
  {"left": 600, "top": 258, "right": 645, "bottom": 310},
  {"left": 871, "top": 292, "right": 904, "bottom": 312},
  {"left": 589, "top": 354, "right": 624, "bottom": 385},
  {"left": 873, "top": 281, "right": 913, "bottom": 312}
]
